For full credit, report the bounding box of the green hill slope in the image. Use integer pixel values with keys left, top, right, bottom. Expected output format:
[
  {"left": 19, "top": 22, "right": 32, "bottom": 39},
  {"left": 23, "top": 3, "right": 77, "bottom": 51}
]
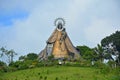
[{"left": 0, "top": 66, "right": 116, "bottom": 80}]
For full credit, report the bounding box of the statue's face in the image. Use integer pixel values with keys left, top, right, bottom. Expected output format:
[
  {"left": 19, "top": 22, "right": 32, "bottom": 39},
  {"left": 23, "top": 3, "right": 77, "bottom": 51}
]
[
  {"left": 57, "top": 23, "right": 64, "bottom": 31},
  {"left": 58, "top": 23, "right": 63, "bottom": 29}
]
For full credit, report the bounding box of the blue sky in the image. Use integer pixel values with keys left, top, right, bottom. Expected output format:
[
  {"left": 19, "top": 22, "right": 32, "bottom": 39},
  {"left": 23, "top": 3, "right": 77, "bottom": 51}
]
[{"left": 0, "top": 0, "right": 120, "bottom": 61}]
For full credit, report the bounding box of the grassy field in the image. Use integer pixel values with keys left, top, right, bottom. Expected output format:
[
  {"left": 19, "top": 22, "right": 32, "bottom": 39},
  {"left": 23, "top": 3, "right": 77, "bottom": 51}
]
[{"left": 0, "top": 66, "right": 117, "bottom": 80}]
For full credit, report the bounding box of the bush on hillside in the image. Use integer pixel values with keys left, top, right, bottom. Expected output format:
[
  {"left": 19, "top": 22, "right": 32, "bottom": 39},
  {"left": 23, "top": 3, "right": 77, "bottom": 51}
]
[
  {"left": 9, "top": 60, "right": 39, "bottom": 70},
  {"left": 0, "top": 61, "right": 8, "bottom": 72}
]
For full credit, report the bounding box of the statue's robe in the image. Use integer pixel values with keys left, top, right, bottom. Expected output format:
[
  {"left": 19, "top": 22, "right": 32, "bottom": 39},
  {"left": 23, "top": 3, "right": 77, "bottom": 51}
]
[{"left": 38, "top": 28, "right": 80, "bottom": 60}]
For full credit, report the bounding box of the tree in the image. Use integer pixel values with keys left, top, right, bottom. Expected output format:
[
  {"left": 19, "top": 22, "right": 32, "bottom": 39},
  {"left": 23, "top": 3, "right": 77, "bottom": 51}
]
[
  {"left": 77, "top": 45, "right": 95, "bottom": 61},
  {"left": 0, "top": 47, "right": 7, "bottom": 57},
  {"left": 26, "top": 53, "right": 38, "bottom": 60},
  {"left": 7, "top": 49, "right": 17, "bottom": 63},
  {"left": 19, "top": 53, "right": 38, "bottom": 61},
  {"left": 103, "top": 43, "right": 118, "bottom": 61},
  {"left": 101, "top": 31, "right": 120, "bottom": 52},
  {"left": 19, "top": 55, "right": 26, "bottom": 61},
  {"left": 0, "top": 47, "right": 17, "bottom": 64},
  {"left": 101, "top": 31, "right": 120, "bottom": 65},
  {"left": 94, "top": 44, "right": 104, "bottom": 62}
]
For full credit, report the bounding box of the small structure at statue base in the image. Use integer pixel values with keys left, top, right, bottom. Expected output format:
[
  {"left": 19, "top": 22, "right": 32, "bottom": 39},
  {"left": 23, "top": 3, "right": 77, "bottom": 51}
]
[{"left": 38, "top": 18, "right": 81, "bottom": 60}]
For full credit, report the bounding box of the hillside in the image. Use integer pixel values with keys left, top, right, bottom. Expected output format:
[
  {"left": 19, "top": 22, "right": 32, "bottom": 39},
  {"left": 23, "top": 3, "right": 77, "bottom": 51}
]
[{"left": 0, "top": 66, "right": 117, "bottom": 80}]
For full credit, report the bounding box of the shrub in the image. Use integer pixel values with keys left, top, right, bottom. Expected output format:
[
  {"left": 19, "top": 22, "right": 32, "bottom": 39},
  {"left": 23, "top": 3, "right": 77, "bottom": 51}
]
[
  {"left": 112, "top": 67, "right": 120, "bottom": 75},
  {"left": 94, "top": 61, "right": 112, "bottom": 74},
  {"left": 107, "top": 61, "right": 116, "bottom": 68},
  {"left": 0, "top": 61, "right": 8, "bottom": 72},
  {"left": 79, "top": 60, "right": 91, "bottom": 67},
  {"left": 110, "top": 75, "right": 120, "bottom": 80},
  {"left": 94, "top": 61, "right": 104, "bottom": 68},
  {"left": 9, "top": 60, "right": 39, "bottom": 70}
]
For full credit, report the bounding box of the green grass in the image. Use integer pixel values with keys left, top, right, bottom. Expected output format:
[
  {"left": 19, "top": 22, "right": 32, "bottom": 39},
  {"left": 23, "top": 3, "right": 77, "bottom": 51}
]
[{"left": 0, "top": 66, "right": 116, "bottom": 80}]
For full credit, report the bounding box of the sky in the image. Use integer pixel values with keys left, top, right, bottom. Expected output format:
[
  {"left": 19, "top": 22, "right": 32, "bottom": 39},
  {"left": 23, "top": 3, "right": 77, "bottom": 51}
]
[{"left": 0, "top": 0, "right": 120, "bottom": 61}]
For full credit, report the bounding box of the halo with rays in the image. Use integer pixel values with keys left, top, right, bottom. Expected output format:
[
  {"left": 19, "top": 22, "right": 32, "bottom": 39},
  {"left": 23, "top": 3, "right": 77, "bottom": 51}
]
[{"left": 54, "top": 18, "right": 65, "bottom": 27}]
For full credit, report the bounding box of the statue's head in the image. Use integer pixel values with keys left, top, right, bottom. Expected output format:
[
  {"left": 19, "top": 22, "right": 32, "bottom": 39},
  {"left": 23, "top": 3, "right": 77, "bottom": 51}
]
[
  {"left": 57, "top": 22, "right": 63, "bottom": 30},
  {"left": 54, "top": 18, "right": 65, "bottom": 31}
]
